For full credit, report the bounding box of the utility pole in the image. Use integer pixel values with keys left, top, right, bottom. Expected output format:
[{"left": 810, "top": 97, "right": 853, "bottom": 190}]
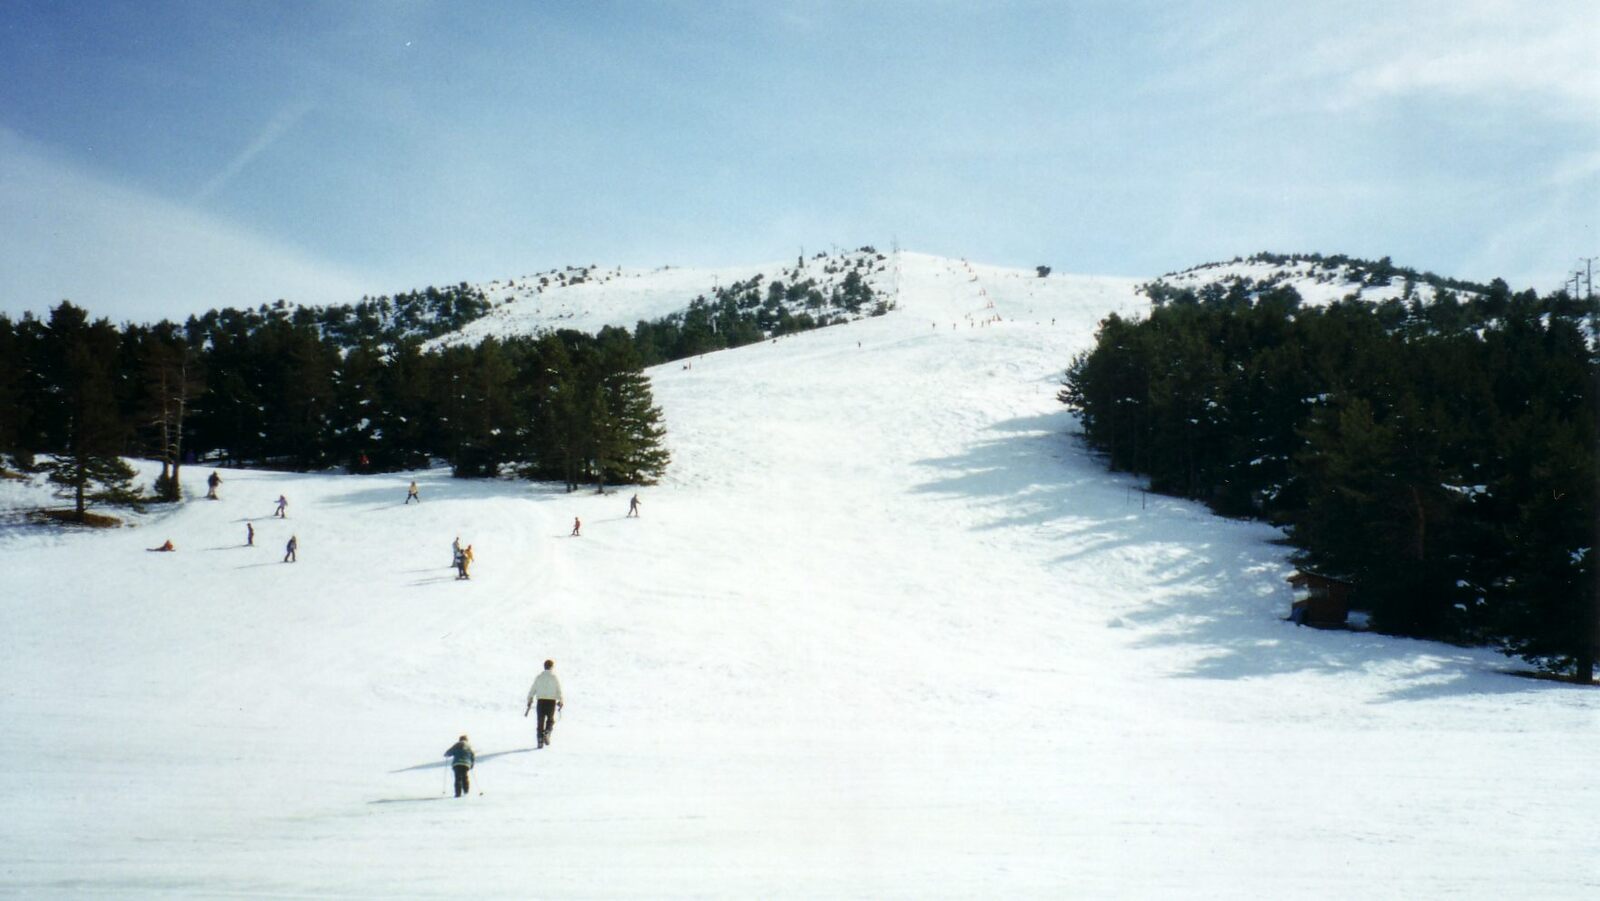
[{"left": 1579, "top": 256, "right": 1596, "bottom": 300}]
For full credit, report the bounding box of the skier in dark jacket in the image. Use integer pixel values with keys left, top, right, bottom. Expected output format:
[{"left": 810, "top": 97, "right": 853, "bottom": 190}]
[
  {"left": 206, "top": 471, "right": 222, "bottom": 499},
  {"left": 444, "top": 735, "right": 475, "bottom": 797},
  {"left": 283, "top": 534, "right": 298, "bottom": 563},
  {"left": 626, "top": 494, "right": 640, "bottom": 518},
  {"left": 246, "top": 522, "right": 254, "bottom": 546}
]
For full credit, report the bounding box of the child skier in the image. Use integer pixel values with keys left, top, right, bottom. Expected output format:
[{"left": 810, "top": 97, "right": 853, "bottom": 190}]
[
  {"left": 274, "top": 495, "right": 288, "bottom": 518},
  {"left": 571, "top": 516, "right": 581, "bottom": 537},
  {"left": 443, "top": 734, "right": 475, "bottom": 797},
  {"left": 283, "top": 534, "right": 298, "bottom": 563},
  {"left": 406, "top": 481, "right": 419, "bottom": 504}
]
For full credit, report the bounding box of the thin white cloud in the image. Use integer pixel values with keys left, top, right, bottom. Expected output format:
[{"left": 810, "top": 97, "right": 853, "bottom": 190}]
[
  {"left": 191, "top": 100, "right": 316, "bottom": 204},
  {"left": 1148, "top": 0, "right": 1598, "bottom": 121},
  {"left": 0, "top": 127, "right": 377, "bottom": 322},
  {"left": 1318, "top": 2, "right": 1599, "bottom": 114}
]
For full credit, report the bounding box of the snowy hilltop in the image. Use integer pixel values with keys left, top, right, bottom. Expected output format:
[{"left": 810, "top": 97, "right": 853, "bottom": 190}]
[
  {"left": 1, "top": 250, "right": 1594, "bottom": 898},
  {"left": 1145, "top": 251, "right": 1492, "bottom": 307},
  {"left": 430, "top": 247, "right": 900, "bottom": 347}
]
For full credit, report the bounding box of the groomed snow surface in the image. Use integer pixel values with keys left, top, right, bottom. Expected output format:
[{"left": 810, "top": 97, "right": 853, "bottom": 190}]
[{"left": 2, "top": 254, "right": 1594, "bottom": 898}]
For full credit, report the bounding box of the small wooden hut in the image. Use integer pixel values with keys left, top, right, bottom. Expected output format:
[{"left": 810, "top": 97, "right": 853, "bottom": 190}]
[{"left": 1286, "top": 571, "right": 1353, "bottom": 628}]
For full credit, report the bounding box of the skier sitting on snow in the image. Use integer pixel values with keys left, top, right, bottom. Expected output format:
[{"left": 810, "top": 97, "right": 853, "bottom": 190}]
[
  {"left": 444, "top": 734, "right": 475, "bottom": 798},
  {"left": 524, "top": 659, "right": 564, "bottom": 748},
  {"left": 148, "top": 539, "right": 176, "bottom": 552}
]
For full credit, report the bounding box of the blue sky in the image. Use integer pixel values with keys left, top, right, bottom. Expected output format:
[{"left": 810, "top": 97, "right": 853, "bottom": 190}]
[{"left": 2, "top": 0, "right": 1595, "bottom": 322}]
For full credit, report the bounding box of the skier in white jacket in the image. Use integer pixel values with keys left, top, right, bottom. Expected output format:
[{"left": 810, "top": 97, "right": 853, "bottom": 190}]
[{"left": 524, "top": 659, "right": 564, "bottom": 748}]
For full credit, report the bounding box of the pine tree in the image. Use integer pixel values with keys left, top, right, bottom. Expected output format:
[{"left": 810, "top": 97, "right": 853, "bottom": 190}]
[
  {"left": 0, "top": 314, "right": 31, "bottom": 468},
  {"left": 36, "top": 303, "right": 143, "bottom": 521},
  {"left": 594, "top": 334, "right": 670, "bottom": 487}
]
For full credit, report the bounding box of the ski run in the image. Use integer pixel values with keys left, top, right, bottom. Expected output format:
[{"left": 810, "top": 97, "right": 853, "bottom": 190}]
[{"left": 2, "top": 252, "right": 1594, "bottom": 898}]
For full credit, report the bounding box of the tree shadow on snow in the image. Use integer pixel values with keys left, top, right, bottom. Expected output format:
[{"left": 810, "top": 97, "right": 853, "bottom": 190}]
[
  {"left": 318, "top": 472, "right": 574, "bottom": 511},
  {"left": 389, "top": 747, "right": 536, "bottom": 773},
  {"left": 911, "top": 410, "right": 1544, "bottom": 701}
]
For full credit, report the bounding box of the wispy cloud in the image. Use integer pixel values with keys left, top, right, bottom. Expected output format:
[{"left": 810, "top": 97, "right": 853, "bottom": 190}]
[
  {"left": 1145, "top": 0, "right": 1598, "bottom": 121},
  {"left": 0, "top": 127, "right": 376, "bottom": 322},
  {"left": 191, "top": 100, "right": 316, "bottom": 204},
  {"left": 1313, "top": 1, "right": 1599, "bottom": 115}
]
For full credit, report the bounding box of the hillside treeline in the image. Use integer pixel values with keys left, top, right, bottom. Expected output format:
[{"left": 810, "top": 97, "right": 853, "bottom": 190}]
[
  {"left": 0, "top": 298, "right": 670, "bottom": 516},
  {"left": 632, "top": 267, "right": 884, "bottom": 364},
  {"left": 1060, "top": 280, "right": 1599, "bottom": 681}
]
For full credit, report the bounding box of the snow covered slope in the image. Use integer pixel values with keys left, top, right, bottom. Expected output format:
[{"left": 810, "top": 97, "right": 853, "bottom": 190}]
[
  {"left": 1149, "top": 254, "right": 1485, "bottom": 306},
  {"left": 432, "top": 247, "right": 896, "bottom": 346},
  {"left": 1, "top": 252, "right": 1594, "bottom": 898}
]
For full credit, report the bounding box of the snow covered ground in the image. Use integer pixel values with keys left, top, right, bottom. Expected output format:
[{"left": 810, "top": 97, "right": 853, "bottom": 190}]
[
  {"left": 1151, "top": 257, "right": 1465, "bottom": 306},
  {"left": 434, "top": 249, "right": 895, "bottom": 348},
  {"left": 1, "top": 253, "right": 1594, "bottom": 898}
]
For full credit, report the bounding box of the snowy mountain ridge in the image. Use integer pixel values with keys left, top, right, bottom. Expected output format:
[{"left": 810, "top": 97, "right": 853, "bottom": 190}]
[
  {"left": 1146, "top": 252, "right": 1491, "bottom": 308},
  {"left": 429, "top": 247, "right": 900, "bottom": 348},
  {"left": 424, "top": 249, "right": 1498, "bottom": 350}
]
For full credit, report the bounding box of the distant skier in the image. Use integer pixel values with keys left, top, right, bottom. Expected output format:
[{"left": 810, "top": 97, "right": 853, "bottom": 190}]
[
  {"left": 524, "top": 659, "right": 565, "bottom": 748},
  {"left": 246, "top": 522, "right": 254, "bottom": 546},
  {"left": 405, "top": 481, "right": 419, "bottom": 504},
  {"left": 148, "top": 539, "right": 176, "bottom": 552},
  {"left": 205, "top": 471, "right": 222, "bottom": 500},
  {"left": 444, "top": 734, "right": 475, "bottom": 797},
  {"left": 570, "top": 516, "right": 581, "bottom": 537},
  {"left": 451, "top": 536, "right": 462, "bottom": 568},
  {"left": 626, "top": 494, "right": 641, "bottom": 518},
  {"left": 274, "top": 495, "right": 288, "bottom": 518},
  {"left": 283, "top": 534, "right": 298, "bottom": 563},
  {"left": 456, "top": 545, "right": 474, "bottom": 580}
]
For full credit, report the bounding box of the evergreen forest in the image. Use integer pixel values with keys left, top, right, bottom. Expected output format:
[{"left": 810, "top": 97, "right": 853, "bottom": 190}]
[
  {"left": 1060, "top": 269, "right": 1599, "bottom": 680},
  {"left": 0, "top": 291, "right": 669, "bottom": 516},
  {"left": 0, "top": 257, "right": 889, "bottom": 519}
]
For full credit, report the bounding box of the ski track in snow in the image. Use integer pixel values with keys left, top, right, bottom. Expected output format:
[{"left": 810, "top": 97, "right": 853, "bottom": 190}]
[{"left": 1, "top": 253, "right": 1595, "bottom": 898}]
